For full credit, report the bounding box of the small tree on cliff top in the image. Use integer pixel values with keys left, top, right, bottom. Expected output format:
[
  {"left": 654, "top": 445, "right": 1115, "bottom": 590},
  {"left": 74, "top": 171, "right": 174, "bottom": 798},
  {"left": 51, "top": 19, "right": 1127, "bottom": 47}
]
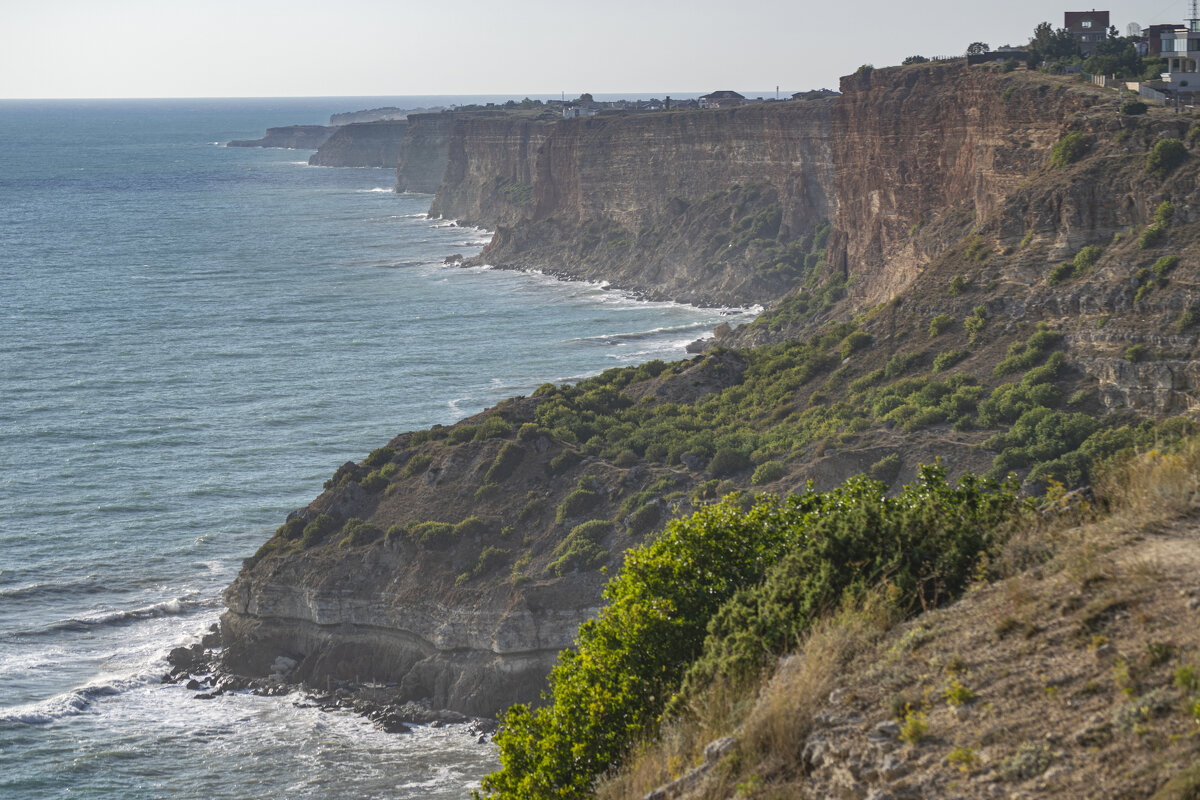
[{"left": 966, "top": 42, "right": 990, "bottom": 56}]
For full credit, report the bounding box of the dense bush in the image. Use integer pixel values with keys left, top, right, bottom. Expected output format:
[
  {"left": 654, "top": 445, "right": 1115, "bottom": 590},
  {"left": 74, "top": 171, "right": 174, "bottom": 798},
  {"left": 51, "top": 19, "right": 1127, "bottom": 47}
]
[
  {"left": 708, "top": 448, "right": 750, "bottom": 477},
  {"left": 548, "top": 520, "right": 610, "bottom": 575},
  {"left": 300, "top": 514, "right": 340, "bottom": 548},
  {"left": 929, "top": 313, "right": 955, "bottom": 338},
  {"left": 626, "top": 502, "right": 662, "bottom": 535},
  {"left": 1120, "top": 99, "right": 1147, "bottom": 115},
  {"left": 484, "top": 443, "right": 525, "bottom": 484},
  {"left": 555, "top": 483, "right": 602, "bottom": 523},
  {"left": 994, "top": 324, "right": 1062, "bottom": 376},
  {"left": 1049, "top": 131, "right": 1089, "bottom": 168},
  {"left": 751, "top": 460, "right": 787, "bottom": 485},
  {"left": 339, "top": 518, "right": 382, "bottom": 548},
  {"left": 1146, "top": 138, "right": 1187, "bottom": 179},
  {"left": 404, "top": 453, "right": 433, "bottom": 477},
  {"left": 479, "top": 469, "right": 1022, "bottom": 800},
  {"left": 363, "top": 446, "right": 395, "bottom": 469}
]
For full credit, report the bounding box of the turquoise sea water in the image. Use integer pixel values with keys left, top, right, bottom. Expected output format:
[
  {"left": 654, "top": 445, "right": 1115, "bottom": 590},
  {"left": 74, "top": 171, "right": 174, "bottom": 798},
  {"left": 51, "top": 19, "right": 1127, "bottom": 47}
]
[{"left": 0, "top": 97, "right": 752, "bottom": 798}]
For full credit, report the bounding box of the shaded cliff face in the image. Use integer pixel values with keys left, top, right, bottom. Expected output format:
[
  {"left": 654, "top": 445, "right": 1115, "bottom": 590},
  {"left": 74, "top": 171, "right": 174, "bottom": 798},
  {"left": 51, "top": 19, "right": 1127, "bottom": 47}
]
[
  {"left": 427, "top": 113, "right": 554, "bottom": 228},
  {"left": 394, "top": 113, "right": 455, "bottom": 194},
  {"left": 826, "top": 63, "right": 1095, "bottom": 306},
  {"left": 477, "top": 101, "right": 837, "bottom": 306},
  {"left": 227, "top": 125, "right": 332, "bottom": 149},
  {"left": 308, "top": 120, "right": 408, "bottom": 168}
]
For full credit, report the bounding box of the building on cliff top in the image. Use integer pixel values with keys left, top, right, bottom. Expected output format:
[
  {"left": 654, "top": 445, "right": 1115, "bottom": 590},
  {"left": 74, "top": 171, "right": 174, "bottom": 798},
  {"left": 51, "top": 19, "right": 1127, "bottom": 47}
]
[
  {"left": 1065, "top": 9, "right": 1111, "bottom": 56},
  {"left": 699, "top": 90, "right": 745, "bottom": 109},
  {"left": 1158, "top": 12, "right": 1200, "bottom": 99}
]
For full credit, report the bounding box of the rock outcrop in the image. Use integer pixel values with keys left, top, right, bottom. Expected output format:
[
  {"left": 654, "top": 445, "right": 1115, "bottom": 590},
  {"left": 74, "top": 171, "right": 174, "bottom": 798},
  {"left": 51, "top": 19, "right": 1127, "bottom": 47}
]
[
  {"left": 228, "top": 125, "right": 333, "bottom": 150},
  {"left": 309, "top": 121, "right": 409, "bottom": 168}
]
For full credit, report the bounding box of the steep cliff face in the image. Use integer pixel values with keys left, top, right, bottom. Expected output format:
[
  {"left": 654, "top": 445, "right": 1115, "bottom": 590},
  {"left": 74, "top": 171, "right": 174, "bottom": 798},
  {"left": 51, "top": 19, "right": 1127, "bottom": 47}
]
[
  {"left": 476, "top": 101, "right": 837, "bottom": 306},
  {"left": 308, "top": 121, "right": 408, "bottom": 168},
  {"left": 427, "top": 113, "right": 554, "bottom": 228},
  {"left": 394, "top": 113, "right": 455, "bottom": 194},
  {"left": 228, "top": 125, "right": 333, "bottom": 149},
  {"left": 826, "top": 63, "right": 1095, "bottom": 306}
]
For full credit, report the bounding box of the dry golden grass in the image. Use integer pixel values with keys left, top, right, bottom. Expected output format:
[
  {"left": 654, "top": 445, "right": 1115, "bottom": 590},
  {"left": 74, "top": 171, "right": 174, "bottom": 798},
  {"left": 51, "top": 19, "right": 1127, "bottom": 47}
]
[{"left": 599, "top": 438, "right": 1200, "bottom": 800}]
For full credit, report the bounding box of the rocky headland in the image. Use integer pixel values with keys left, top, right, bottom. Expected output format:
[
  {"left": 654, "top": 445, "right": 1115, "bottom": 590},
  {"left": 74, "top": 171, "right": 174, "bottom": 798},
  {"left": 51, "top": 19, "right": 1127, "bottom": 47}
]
[
  {"left": 227, "top": 125, "right": 333, "bottom": 150},
  {"left": 308, "top": 120, "right": 410, "bottom": 168},
  {"left": 195, "top": 59, "right": 1200, "bottom": 796}
]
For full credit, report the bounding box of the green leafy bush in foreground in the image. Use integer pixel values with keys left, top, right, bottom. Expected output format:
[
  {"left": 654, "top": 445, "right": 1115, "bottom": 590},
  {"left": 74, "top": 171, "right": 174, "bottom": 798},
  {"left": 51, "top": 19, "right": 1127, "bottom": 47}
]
[{"left": 478, "top": 467, "right": 1022, "bottom": 799}]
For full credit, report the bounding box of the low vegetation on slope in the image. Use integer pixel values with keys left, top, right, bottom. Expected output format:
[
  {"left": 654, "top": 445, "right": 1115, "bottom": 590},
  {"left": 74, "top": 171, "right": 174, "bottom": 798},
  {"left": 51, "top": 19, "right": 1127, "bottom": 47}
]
[
  {"left": 476, "top": 467, "right": 1024, "bottom": 798},
  {"left": 598, "top": 438, "right": 1200, "bottom": 800}
]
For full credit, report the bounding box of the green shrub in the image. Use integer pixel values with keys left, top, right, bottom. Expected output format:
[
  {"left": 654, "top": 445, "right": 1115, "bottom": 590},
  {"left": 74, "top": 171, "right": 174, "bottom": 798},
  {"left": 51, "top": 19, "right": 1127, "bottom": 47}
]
[
  {"left": 1176, "top": 308, "right": 1200, "bottom": 333},
  {"left": 708, "top": 448, "right": 750, "bottom": 477},
  {"left": 1050, "top": 131, "right": 1089, "bottom": 168},
  {"left": 1124, "top": 343, "right": 1151, "bottom": 363},
  {"left": 1139, "top": 223, "right": 1167, "bottom": 249},
  {"left": 339, "top": 517, "right": 382, "bottom": 548},
  {"left": 556, "top": 485, "right": 601, "bottom": 523},
  {"left": 1147, "top": 138, "right": 1187, "bottom": 179},
  {"left": 359, "top": 469, "right": 388, "bottom": 494},
  {"left": 1153, "top": 255, "right": 1179, "bottom": 277},
  {"left": 448, "top": 425, "right": 478, "bottom": 444},
  {"left": 1154, "top": 201, "right": 1176, "bottom": 226},
  {"left": 885, "top": 351, "right": 923, "bottom": 378},
  {"left": 363, "top": 446, "right": 395, "bottom": 469},
  {"left": 404, "top": 453, "right": 433, "bottom": 477},
  {"left": 840, "top": 330, "right": 873, "bottom": 359},
  {"left": 484, "top": 442, "right": 525, "bottom": 484},
  {"left": 994, "top": 325, "right": 1062, "bottom": 376},
  {"left": 300, "top": 514, "right": 339, "bottom": 548},
  {"left": 547, "top": 449, "right": 583, "bottom": 475},
  {"left": 929, "top": 313, "right": 955, "bottom": 339},
  {"left": 1120, "top": 99, "right": 1147, "bottom": 115},
  {"left": 475, "top": 415, "right": 513, "bottom": 441},
  {"left": 964, "top": 306, "right": 988, "bottom": 343},
  {"left": 933, "top": 349, "right": 969, "bottom": 373},
  {"left": 454, "top": 516, "right": 488, "bottom": 537},
  {"left": 626, "top": 502, "right": 662, "bottom": 535},
  {"left": 751, "top": 460, "right": 787, "bottom": 485},
  {"left": 459, "top": 545, "right": 511, "bottom": 584},
  {"left": 965, "top": 237, "right": 991, "bottom": 263},
  {"left": 1047, "top": 262, "right": 1073, "bottom": 285},
  {"left": 481, "top": 469, "right": 1022, "bottom": 800},
  {"left": 1072, "top": 244, "right": 1103, "bottom": 276},
  {"left": 408, "top": 521, "right": 457, "bottom": 548},
  {"left": 276, "top": 517, "right": 306, "bottom": 541},
  {"left": 548, "top": 520, "right": 610, "bottom": 576},
  {"left": 949, "top": 274, "right": 970, "bottom": 296},
  {"left": 517, "top": 422, "right": 545, "bottom": 441},
  {"left": 868, "top": 452, "right": 901, "bottom": 484}
]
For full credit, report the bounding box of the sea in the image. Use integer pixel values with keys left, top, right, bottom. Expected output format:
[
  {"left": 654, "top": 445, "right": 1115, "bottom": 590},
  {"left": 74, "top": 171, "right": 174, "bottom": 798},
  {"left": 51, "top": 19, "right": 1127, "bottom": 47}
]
[{"left": 0, "top": 96, "right": 754, "bottom": 799}]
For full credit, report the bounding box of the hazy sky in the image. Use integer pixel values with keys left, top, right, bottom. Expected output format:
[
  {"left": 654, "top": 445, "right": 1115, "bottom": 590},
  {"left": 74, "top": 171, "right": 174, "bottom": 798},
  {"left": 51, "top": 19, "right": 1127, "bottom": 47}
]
[{"left": 0, "top": 1, "right": 1182, "bottom": 99}]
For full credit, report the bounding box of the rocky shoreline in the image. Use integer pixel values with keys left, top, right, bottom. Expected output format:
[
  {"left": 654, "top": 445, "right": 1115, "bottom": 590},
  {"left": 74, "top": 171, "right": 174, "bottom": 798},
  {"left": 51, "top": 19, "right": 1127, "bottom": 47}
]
[{"left": 163, "top": 628, "right": 498, "bottom": 740}]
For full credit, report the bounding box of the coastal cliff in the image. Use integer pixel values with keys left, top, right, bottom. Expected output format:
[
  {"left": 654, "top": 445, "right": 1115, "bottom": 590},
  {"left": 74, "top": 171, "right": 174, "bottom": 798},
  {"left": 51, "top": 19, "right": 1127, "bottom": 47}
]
[
  {"left": 427, "top": 113, "right": 554, "bottom": 228},
  {"left": 394, "top": 112, "right": 455, "bottom": 193},
  {"left": 216, "top": 62, "right": 1200, "bottom": 731},
  {"left": 308, "top": 120, "right": 408, "bottom": 168},
  {"left": 228, "top": 125, "right": 332, "bottom": 150},
  {"left": 473, "top": 101, "right": 837, "bottom": 306}
]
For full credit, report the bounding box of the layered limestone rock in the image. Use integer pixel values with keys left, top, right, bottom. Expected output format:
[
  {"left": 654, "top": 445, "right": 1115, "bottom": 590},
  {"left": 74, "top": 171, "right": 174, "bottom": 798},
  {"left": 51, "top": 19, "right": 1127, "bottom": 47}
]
[
  {"left": 427, "top": 113, "right": 553, "bottom": 228},
  {"left": 826, "top": 63, "right": 1094, "bottom": 306},
  {"left": 475, "top": 100, "right": 837, "bottom": 306},
  {"left": 221, "top": 543, "right": 602, "bottom": 716},
  {"left": 308, "top": 120, "right": 409, "bottom": 168}
]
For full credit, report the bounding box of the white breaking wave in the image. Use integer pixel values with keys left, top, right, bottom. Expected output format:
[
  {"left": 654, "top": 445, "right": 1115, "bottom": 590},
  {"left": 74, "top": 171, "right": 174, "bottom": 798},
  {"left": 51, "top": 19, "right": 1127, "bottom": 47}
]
[{"left": 356, "top": 187, "right": 394, "bottom": 194}]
